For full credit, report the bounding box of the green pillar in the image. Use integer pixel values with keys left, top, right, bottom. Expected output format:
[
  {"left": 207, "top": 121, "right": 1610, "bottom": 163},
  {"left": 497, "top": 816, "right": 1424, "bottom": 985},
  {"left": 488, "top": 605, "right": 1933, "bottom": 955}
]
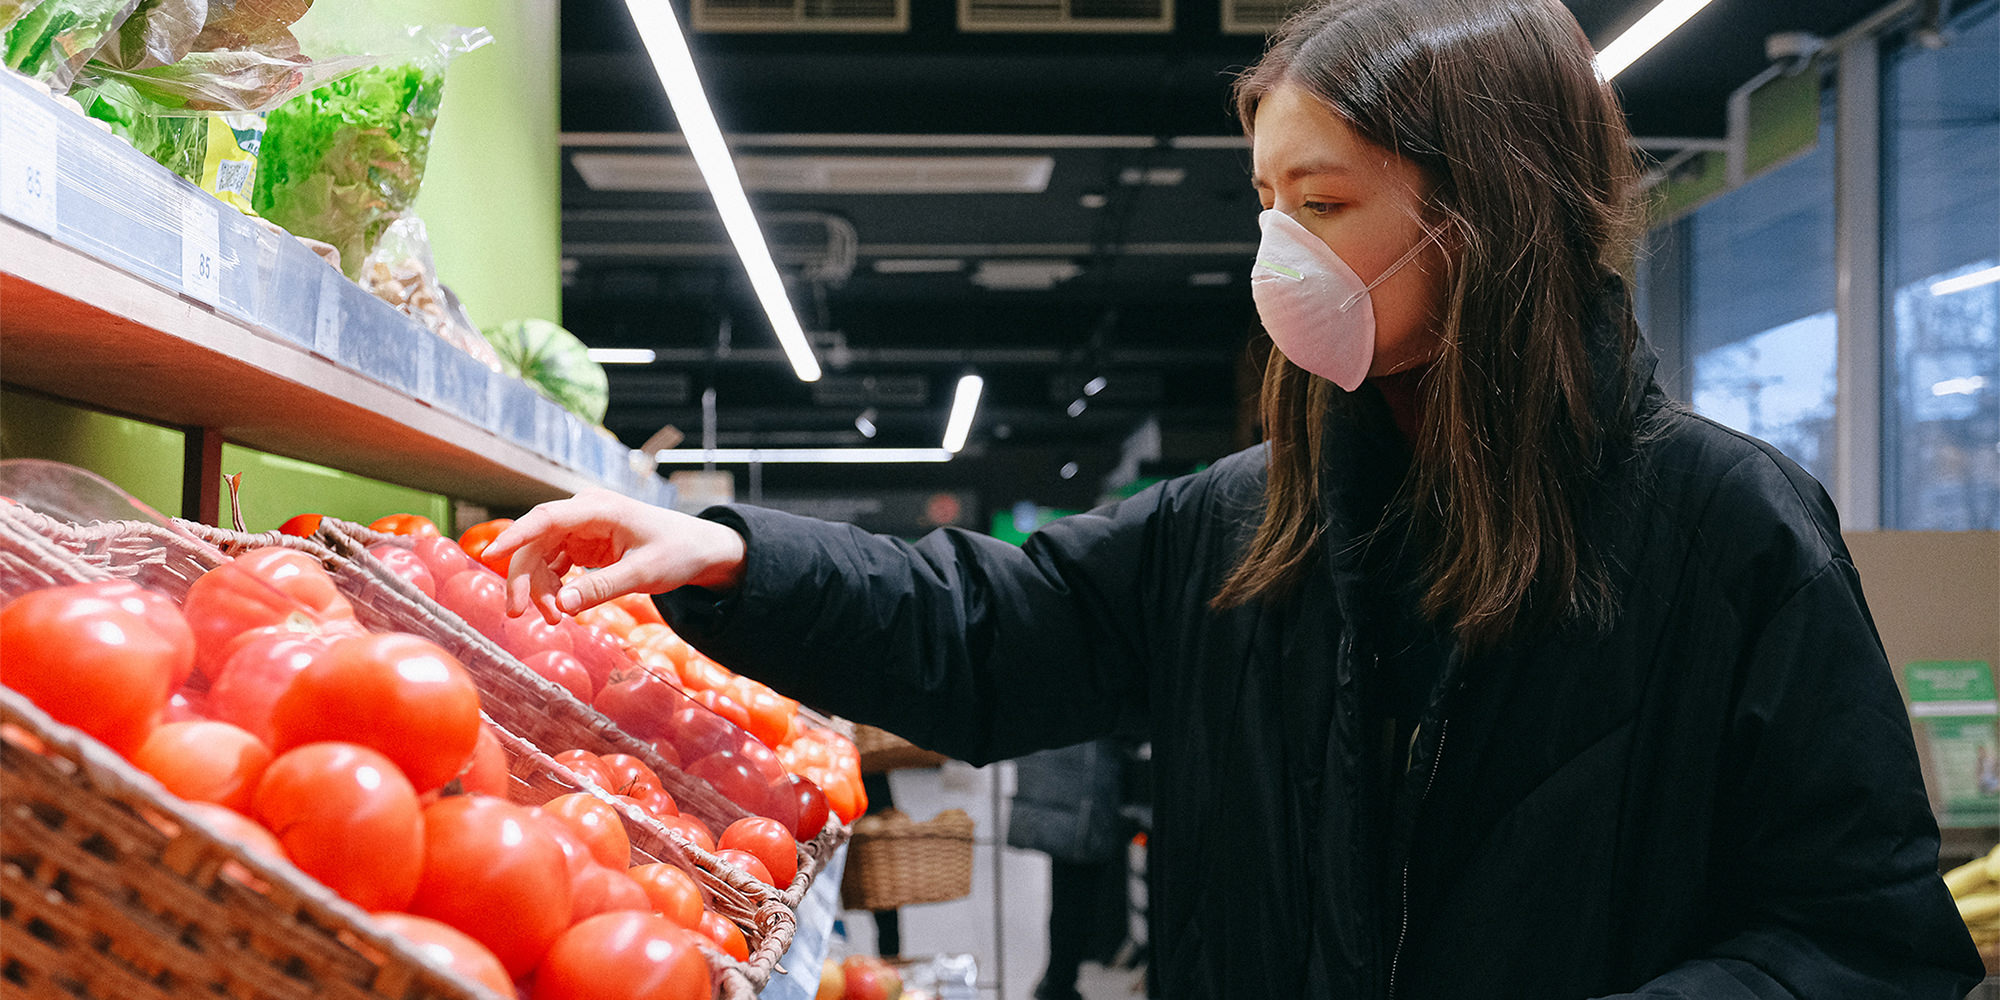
[{"left": 412, "top": 0, "right": 563, "bottom": 331}]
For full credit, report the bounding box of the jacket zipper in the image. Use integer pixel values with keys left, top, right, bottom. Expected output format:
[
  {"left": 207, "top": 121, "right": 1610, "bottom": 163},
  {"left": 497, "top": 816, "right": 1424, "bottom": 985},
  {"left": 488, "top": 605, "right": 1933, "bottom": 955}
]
[{"left": 1387, "top": 716, "right": 1447, "bottom": 1000}]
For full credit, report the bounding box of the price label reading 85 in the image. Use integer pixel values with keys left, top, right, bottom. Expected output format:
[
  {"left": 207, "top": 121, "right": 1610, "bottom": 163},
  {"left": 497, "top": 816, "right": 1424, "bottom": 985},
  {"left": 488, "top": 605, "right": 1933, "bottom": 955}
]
[
  {"left": 180, "top": 191, "right": 221, "bottom": 306},
  {"left": 0, "top": 86, "right": 60, "bottom": 236}
]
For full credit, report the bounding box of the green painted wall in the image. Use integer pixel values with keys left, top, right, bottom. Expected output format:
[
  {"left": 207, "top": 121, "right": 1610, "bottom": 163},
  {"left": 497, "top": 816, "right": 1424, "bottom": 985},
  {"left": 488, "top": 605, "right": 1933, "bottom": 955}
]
[
  {"left": 0, "top": 390, "right": 185, "bottom": 516},
  {"left": 218, "top": 445, "right": 452, "bottom": 534},
  {"left": 1, "top": 390, "right": 449, "bottom": 532},
  {"left": 412, "top": 0, "right": 563, "bottom": 332}
]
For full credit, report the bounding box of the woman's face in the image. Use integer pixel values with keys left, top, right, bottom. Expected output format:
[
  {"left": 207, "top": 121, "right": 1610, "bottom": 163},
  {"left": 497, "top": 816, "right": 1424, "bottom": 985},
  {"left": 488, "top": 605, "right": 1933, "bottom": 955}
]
[{"left": 1251, "top": 83, "right": 1451, "bottom": 379}]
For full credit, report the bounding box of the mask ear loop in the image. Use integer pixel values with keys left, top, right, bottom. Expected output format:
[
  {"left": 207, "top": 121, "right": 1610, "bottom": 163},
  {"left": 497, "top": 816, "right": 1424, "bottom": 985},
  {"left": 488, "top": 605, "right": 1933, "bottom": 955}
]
[{"left": 1338, "top": 222, "right": 1448, "bottom": 311}]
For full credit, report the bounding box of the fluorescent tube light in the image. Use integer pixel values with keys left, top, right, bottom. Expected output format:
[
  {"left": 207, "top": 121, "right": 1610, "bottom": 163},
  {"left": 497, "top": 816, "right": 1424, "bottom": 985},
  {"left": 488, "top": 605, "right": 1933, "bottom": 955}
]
[
  {"left": 1932, "top": 376, "right": 1989, "bottom": 397},
  {"left": 1932, "top": 265, "right": 2000, "bottom": 297},
  {"left": 654, "top": 448, "right": 954, "bottom": 464},
  {"left": 942, "top": 375, "right": 984, "bottom": 454},
  {"left": 586, "top": 348, "right": 657, "bottom": 364},
  {"left": 621, "top": 0, "right": 821, "bottom": 382},
  {"left": 1594, "top": 0, "right": 1718, "bottom": 81}
]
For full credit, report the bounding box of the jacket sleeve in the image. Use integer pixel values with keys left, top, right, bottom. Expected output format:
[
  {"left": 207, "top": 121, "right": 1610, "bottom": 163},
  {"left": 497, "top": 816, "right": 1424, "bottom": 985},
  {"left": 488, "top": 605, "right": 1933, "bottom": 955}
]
[
  {"left": 1597, "top": 558, "right": 1983, "bottom": 999},
  {"left": 656, "top": 474, "right": 1214, "bottom": 765}
]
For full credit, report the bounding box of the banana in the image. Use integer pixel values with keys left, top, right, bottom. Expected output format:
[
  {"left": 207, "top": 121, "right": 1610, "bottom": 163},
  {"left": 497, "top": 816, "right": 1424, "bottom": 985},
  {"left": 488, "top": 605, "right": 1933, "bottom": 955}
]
[
  {"left": 1958, "top": 892, "right": 2000, "bottom": 923},
  {"left": 1986, "top": 842, "right": 2000, "bottom": 883},
  {"left": 1949, "top": 857, "right": 1994, "bottom": 899}
]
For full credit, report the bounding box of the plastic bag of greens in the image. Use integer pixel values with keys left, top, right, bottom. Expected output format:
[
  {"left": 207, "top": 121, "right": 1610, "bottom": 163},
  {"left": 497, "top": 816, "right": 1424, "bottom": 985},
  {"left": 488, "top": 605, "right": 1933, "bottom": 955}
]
[
  {"left": 72, "top": 75, "right": 265, "bottom": 212},
  {"left": 76, "top": 0, "right": 377, "bottom": 113},
  {"left": 3, "top": 0, "right": 144, "bottom": 89},
  {"left": 250, "top": 24, "right": 489, "bottom": 278},
  {"left": 483, "top": 319, "right": 610, "bottom": 425}
]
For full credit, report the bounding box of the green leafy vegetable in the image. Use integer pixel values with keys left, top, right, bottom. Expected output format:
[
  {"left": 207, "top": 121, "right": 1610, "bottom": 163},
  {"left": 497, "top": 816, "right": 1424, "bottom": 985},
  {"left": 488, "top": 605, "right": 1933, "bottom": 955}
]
[
  {"left": 483, "top": 320, "right": 611, "bottom": 425},
  {"left": 73, "top": 76, "right": 205, "bottom": 178},
  {"left": 3, "top": 0, "right": 143, "bottom": 86},
  {"left": 252, "top": 61, "right": 442, "bottom": 277}
]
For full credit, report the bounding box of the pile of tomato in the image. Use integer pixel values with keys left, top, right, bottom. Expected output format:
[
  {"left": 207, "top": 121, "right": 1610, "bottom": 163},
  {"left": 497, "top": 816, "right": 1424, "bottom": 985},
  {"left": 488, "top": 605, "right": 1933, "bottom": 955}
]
[
  {"left": 0, "top": 540, "right": 804, "bottom": 1000},
  {"left": 346, "top": 512, "right": 869, "bottom": 839}
]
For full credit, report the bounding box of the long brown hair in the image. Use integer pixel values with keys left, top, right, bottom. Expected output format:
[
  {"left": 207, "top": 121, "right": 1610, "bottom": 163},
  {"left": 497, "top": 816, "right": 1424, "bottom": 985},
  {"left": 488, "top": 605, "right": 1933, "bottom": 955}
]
[{"left": 1214, "top": 0, "right": 1645, "bottom": 650}]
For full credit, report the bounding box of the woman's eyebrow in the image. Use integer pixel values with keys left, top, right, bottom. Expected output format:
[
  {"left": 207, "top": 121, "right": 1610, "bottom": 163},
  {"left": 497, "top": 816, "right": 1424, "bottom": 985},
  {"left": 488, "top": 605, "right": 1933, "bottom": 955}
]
[{"left": 1249, "top": 161, "right": 1356, "bottom": 188}]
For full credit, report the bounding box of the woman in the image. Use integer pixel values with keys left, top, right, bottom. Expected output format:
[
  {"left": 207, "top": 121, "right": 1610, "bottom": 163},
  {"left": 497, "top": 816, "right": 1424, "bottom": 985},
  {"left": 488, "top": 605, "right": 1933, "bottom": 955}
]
[{"left": 487, "top": 0, "right": 1980, "bottom": 995}]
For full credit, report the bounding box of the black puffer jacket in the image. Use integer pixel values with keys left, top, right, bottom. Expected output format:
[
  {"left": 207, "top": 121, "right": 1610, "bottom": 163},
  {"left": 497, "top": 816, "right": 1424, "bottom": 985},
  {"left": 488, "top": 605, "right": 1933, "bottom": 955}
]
[{"left": 662, "top": 348, "right": 1980, "bottom": 999}]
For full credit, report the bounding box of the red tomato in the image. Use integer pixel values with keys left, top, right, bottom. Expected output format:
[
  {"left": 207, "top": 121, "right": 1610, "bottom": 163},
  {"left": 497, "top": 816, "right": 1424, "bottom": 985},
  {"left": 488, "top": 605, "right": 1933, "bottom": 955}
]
[
  {"left": 369, "top": 912, "right": 513, "bottom": 997},
  {"left": 541, "top": 792, "right": 632, "bottom": 869},
  {"left": 131, "top": 720, "right": 272, "bottom": 813},
  {"left": 575, "top": 600, "right": 640, "bottom": 639},
  {"left": 552, "top": 749, "right": 616, "bottom": 791},
  {"left": 269, "top": 633, "right": 481, "bottom": 794},
  {"left": 677, "top": 656, "right": 730, "bottom": 694},
  {"left": 253, "top": 742, "right": 423, "bottom": 911},
  {"left": 367, "top": 544, "right": 437, "bottom": 599},
  {"left": 597, "top": 754, "right": 663, "bottom": 799},
  {"left": 612, "top": 593, "right": 667, "bottom": 628},
  {"left": 647, "top": 738, "right": 684, "bottom": 771},
  {"left": 181, "top": 547, "right": 355, "bottom": 676},
  {"left": 698, "top": 910, "right": 750, "bottom": 962},
  {"left": 460, "top": 724, "right": 512, "bottom": 798},
  {"left": 411, "top": 535, "right": 476, "bottom": 583},
  {"left": 180, "top": 800, "right": 287, "bottom": 866},
  {"left": 523, "top": 650, "right": 594, "bottom": 703},
  {"left": 810, "top": 767, "right": 866, "bottom": 825},
  {"left": 720, "top": 817, "right": 799, "bottom": 891},
  {"left": 436, "top": 569, "right": 509, "bottom": 643},
  {"left": 206, "top": 629, "right": 329, "bottom": 745},
  {"left": 531, "top": 912, "right": 709, "bottom": 1000},
  {"left": 0, "top": 581, "right": 192, "bottom": 756},
  {"left": 593, "top": 668, "right": 694, "bottom": 742},
  {"left": 370, "top": 513, "right": 441, "bottom": 537},
  {"left": 654, "top": 814, "right": 716, "bottom": 855},
  {"left": 457, "top": 518, "right": 516, "bottom": 576},
  {"left": 568, "top": 624, "right": 631, "bottom": 695},
  {"left": 842, "top": 955, "right": 905, "bottom": 1000},
  {"left": 690, "top": 688, "right": 752, "bottom": 733},
  {"left": 501, "top": 611, "right": 574, "bottom": 661},
  {"left": 737, "top": 684, "right": 794, "bottom": 749},
  {"left": 164, "top": 688, "right": 208, "bottom": 723},
  {"left": 628, "top": 785, "right": 679, "bottom": 821},
  {"left": 277, "top": 513, "right": 323, "bottom": 537},
  {"left": 780, "top": 774, "right": 831, "bottom": 842},
  {"left": 664, "top": 703, "right": 742, "bottom": 764},
  {"left": 625, "top": 862, "right": 703, "bottom": 929},
  {"left": 569, "top": 862, "right": 652, "bottom": 922},
  {"left": 410, "top": 795, "right": 571, "bottom": 977},
  {"left": 688, "top": 751, "right": 776, "bottom": 817},
  {"left": 735, "top": 738, "right": 787, "bottom": 787},
  {"left": 714, "top": 848, "right": 773, "bottom": 888}
]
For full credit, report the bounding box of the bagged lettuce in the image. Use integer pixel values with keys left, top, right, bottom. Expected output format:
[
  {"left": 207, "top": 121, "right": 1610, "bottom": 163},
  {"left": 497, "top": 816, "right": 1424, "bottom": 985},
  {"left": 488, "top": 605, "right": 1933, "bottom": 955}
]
[
  {"left": 483, "top": 320, "right": 610, "bottom": 425},
  {"left": 3, "top": 0, "right": 144, "bottom": 88},
  {"left": 249, "top": 25, "right": 487, "bottom": 278}
]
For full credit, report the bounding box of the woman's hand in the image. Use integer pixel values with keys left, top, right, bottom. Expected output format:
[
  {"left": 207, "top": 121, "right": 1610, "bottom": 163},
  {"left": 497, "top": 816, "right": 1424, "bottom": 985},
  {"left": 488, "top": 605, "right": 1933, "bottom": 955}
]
[{"left": 481, "top": 489, "right": 747, "bottom": 625}]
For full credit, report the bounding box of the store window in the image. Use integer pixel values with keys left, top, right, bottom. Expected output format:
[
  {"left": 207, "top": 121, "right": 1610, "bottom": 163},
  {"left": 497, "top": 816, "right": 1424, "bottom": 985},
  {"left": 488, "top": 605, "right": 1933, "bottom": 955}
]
[
  {"left": 1684, "top": 89, "right": 1841, "bottom": 487},
  {"left": 1882, "top": 1, "right": 2000, "bottom": 530}
]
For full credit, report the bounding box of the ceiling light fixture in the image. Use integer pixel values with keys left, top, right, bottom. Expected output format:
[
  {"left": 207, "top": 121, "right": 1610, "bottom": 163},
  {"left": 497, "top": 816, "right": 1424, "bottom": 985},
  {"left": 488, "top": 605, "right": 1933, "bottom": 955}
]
[
  {"left": 586, "top": 348, "right": 657, "bottom": 364},
  {"left": 942, "top": 375, "right": 984, "bottom": 453},
  {"left": 620, "top": 0, "right": 821, "bottom": 382},
  {"left": 855, "top": 407, "right": 879, "bottom": 439},
  {"left": 1593, "top": 0, "right": 1718, "bottom": 81},
  {"left": 1082, "top": 376, "right": 1108, "bottom": 397},
  {"left": 654, "top": 448, "right": 953, "bottom": 464},
  {"left": 1932, "top": 264, "right": 2000, "bottom": 297},
  {"left": 1067, "top": 397, "right": 1088, "bottom": 418}
]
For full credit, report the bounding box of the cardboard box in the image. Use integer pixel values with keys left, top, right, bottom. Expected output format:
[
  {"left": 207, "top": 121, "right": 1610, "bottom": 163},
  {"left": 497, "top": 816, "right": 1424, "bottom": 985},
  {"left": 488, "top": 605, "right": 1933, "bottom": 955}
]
[{"left": 1845, "top": 531, "right": 2000, "bottom": 830}]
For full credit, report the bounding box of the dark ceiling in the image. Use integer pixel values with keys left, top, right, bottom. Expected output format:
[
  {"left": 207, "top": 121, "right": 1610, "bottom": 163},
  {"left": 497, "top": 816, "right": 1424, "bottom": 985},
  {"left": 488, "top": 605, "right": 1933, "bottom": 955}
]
[{"left": 557, "top": 0, "right": 1889, "bottom": 511}]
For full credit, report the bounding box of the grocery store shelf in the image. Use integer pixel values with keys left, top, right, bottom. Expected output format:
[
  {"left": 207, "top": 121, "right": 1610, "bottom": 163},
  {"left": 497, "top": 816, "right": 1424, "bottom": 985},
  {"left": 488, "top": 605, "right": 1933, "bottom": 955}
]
[{"left": 0, "top": 68, "right": 668, "bottom": 513}]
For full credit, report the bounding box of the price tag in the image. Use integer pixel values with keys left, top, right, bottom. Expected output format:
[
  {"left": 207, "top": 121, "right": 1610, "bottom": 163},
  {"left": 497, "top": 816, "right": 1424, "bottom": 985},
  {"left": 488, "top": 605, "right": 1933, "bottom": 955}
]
[
  {"left": 179, "top": 191, "right": 221, "bottom": 306},
  {"left": 0, "top": 86, "right": 60, "bottom": 236}
]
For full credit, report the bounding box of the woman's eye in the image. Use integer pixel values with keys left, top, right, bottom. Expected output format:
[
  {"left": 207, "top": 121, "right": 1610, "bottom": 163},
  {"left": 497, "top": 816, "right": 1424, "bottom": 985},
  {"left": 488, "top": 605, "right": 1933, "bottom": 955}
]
[{"left": 1301, "top": 200, "right": 1341, "bottom": 216}]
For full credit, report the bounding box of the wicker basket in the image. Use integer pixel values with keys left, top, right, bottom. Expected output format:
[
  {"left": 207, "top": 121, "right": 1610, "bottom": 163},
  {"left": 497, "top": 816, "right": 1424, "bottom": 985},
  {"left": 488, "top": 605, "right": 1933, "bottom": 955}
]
[
  {"left": 855, "top": 724, "right": 950, "bottom": 774},
  {"left": 0, "top": 504, "right": 840, "bottom": 998},
  {"left": 840, "top": 809, "right": 976, "bottom": 911},
  {"left": 0, "top": 687, "right": 499, "bottom": 1000}
]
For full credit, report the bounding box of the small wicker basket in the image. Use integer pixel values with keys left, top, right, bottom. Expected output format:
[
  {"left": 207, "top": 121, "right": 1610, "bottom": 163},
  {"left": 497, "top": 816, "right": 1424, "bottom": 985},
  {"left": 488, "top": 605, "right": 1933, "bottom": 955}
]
[
  {"left": 839, "top": 809, "right": 976, "bottom": 911},
  {"left": 855, "top": 723, "right": 950, "bottom": 773}
]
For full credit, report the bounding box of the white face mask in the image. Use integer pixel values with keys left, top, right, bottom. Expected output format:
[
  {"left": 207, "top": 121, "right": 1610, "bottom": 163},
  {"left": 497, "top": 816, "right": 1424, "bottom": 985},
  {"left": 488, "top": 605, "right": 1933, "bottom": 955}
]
[{"left": 1249, "top": 208, "right": 1438, "bottom": 391}]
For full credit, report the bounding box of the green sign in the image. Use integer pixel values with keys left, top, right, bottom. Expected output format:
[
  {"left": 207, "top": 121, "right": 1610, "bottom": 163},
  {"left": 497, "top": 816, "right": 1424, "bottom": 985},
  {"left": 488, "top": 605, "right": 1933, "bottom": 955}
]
[{"left": 1907, "top": 661, "right": 1999, "bottom": 827}]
